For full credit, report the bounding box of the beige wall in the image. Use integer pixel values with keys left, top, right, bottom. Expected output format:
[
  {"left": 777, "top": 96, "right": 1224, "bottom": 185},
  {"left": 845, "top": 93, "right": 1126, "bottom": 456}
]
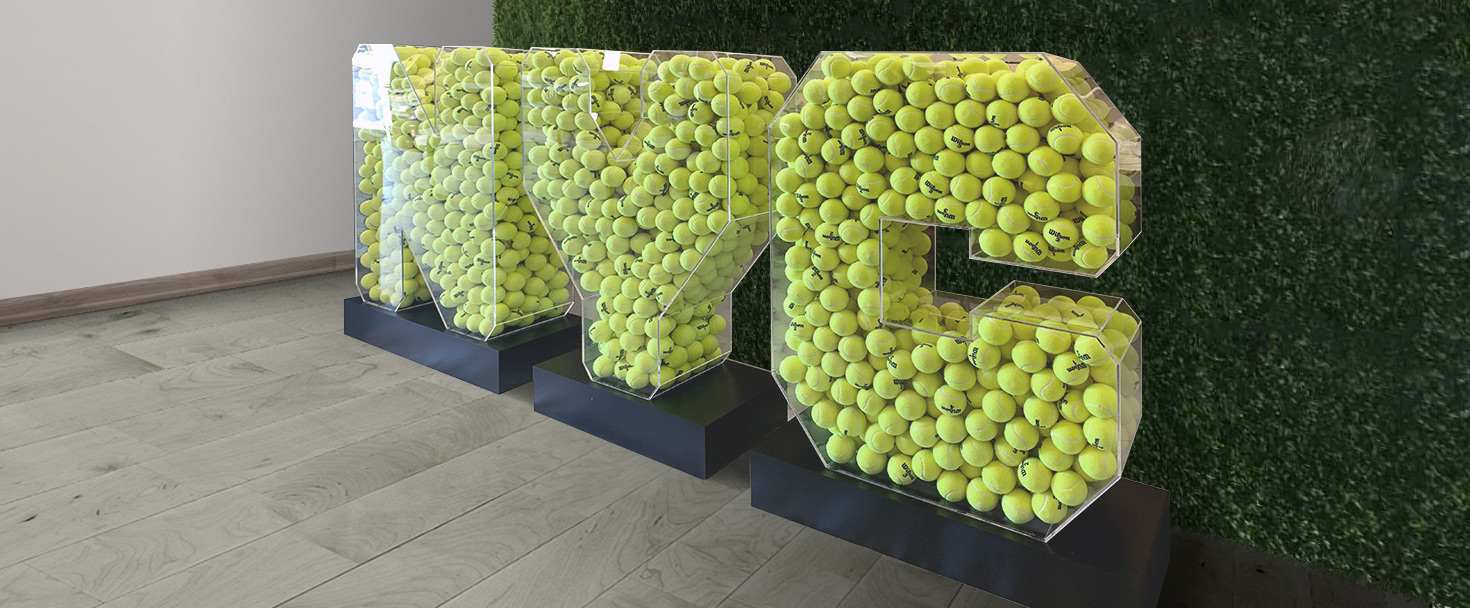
[{"left": 0, "top": 1, "right": 492, "bottom": 299}]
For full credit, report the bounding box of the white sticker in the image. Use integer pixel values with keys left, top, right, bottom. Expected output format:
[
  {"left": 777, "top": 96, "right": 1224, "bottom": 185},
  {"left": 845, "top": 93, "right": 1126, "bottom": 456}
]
[{"left": 603, "top": 50, "right": 621, "bottom": 71}]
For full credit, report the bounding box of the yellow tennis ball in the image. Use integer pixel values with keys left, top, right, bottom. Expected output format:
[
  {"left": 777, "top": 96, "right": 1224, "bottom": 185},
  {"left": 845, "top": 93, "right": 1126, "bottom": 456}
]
[
  {"left": 995, "top": 71, "right": 1032, "bottom": 102},
  {"left": 1051, "top": 470, "right": 1088, "bottom": 507},
  {"left": 826, "top": 434, "right": 857, "bottom": 463},
  {"left": 1081, "top": 215, "right": 1118, "bottom": 247},
  {"left": 1038, "top": 439, "right": 1075, "bottom": 472},
  {"left": 1032, "top": 491, "right": 1069, "bottom": 524},
  {"left": 1018, "top": 456, "right": 1053, "bottom": 493},
  {"left": 1084, "top": 383, "right": 1119, "bottom": 418},
  {"left": 1050, "top": 421, "right": 1086, "bottom": 454},
  {"left": 997, "top": 363, "right": 1031, "bottom": 396},
  {"left": 965, "top": 409, "right": 999, "bottom": 441},
  {"left": 1046, "top": 124, "right": 1085, "bottom": 154},
  {"left": 937, "top": 470, "right": 968, "bottom": 502},
  {"left": 911, "top": 449, "right": 942, "bottom": 482},
  {"left": 975, "top": 125, "right": 1006, "bottom": 152},
  {"left": 1057, "top": 389, "right": 1089, "bottom": 422},
  {"left": 964, "top": 72, "right": 997, "bottom": 101},
  {"left": 962, "top": 480, "right": 998, "bottom": 516},
  {"left": 1046, "top": 173, "right": 1083, "bottom": 203},
  {"left": 1084, "top": 417, "right": 1117, "bottom": 450},
  {"left": 909, "top": 416, "right": 940, "bottom": 448},
  {"left": 966, "top": 200, "right": 997, "bottom": 228},
  {"left": 981, "top": 460, "right": 1017, "bottom": 494},
  {"left": 983, "top": 176, "right": 1017, "bottom": 206},
  {"left": 1083, "top": 175, "right": 1116, "bottom": 208},
  {"left": 994, "top": 437, "right": 1027, "bottom": 467},
  {"left": 887, "top": 453, "right": 916, "bottom": 485},
  {"left": 878, "top": 406, "right": 909, "bottom": 436},
  {"left": 936, "top": 413, "right": 969, "bottom": 443},
  {"left": 864, "top": 425, "right": 895, "bottom": 453},
  {"left": 1082, "top": 133, "right": 1117, "bottom": 164},
  {"left": 1002, "top": 489, "right": 1035, "bottom": 524},
  {"left": 1051, "top": 93, "right": 1092, "bottom": 125},
  {"left": 1078, "top": 446, "right": 1117, "bottom": 480},
  {"left": 1073, "top": 244, "right": 1110, "bottom": 269},
  {"left": 822, "top": 53, "right": 853, "bottom": 78},
  {"left": 856, "top": 445, "right": 887, "bottom": 475},
  {"left": 961, "top": 436, "right": 995, "bottom": 467},
  {"left": 1024, "top": 397, "right": 1061, "bottom": 431},
  {"left": 1043, "top": 219, "right": 1080, "bottom": 249},
  {"left": 1004, "top": 419, "right": 1040, "bottom": 451},
  {"left": 933, "top": 442, "right": 965, "bottom": 471},
  {"left": 1052, "top": 353, "right": 1091, "bottom": 385},
  {"left": 1025, "top": 62, "right": 1063, "bottom": 93},
  {"left": 976, "top": 227, "right": 1013, "bottom": 257},
  {"left": 1073, "top": 335, "right": 1109, "bottom": 367}
]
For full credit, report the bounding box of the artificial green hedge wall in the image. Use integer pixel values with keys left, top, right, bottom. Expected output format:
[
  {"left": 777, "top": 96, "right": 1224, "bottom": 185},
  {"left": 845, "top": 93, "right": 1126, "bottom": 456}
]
[{"left": 497, "top": 2, "right": 1470, "bottom": 604}]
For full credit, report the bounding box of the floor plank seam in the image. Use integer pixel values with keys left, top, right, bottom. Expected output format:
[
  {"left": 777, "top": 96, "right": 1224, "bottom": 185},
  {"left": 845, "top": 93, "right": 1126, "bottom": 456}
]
[
  {"left": 830, "top": 554, "right": 881, "bottom": 608},
  {"left": 425, "top": 471, "right": 669, "bottom": 608},
  {"left": 575, "top": 489, "right": 747, "bottom": 608},
  {"left": 706, "top": 520, "right": 806, "bottom": 608}
]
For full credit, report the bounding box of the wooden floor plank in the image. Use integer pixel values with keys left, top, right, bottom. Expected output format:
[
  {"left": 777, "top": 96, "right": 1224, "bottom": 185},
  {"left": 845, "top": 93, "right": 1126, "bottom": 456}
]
[
  {"left": 107, "top": 355, "right": 426, "bottom": 453},
  {"left": 0, "top": 340, "right": 160, "bottom": 407},
  {"left": 142, "top": 378, "right": 464, "bottom": 496},
  {"left": 0, "top": 467, "right": 202, "bottom": 569},
  {"left": 0, "top": 428, "right": 164, "bottom": 506},
  {"left": 719, "top": 528, "right": 880, "bottom": 608},
  {"left": 245, "top": 392, "right": 541, "bottom": 522},
  {"left": 276, "top": 445, "right": 663, "bottom": 608},
  {"left": 26, "top": 487, "right": 292, "bottom": 601},
  {"left": 0, "top": 357, "right": 279, "bottom": 452},
  {"left": 286, "top": 418, "right": 601, "bottom": 560},
  {"left": 633, "top": 490, "right": 805, "bottom": 607},
  {"left": 113, "top": 317, "right": 308, "bottom": 369},
  {"left": 96, "top": 530, "right": 354, "bottom": 608},
  {"left": 438, "top": 466, "right": 744, "bottom": 608},
  {"left": 0, "top": 563, "right": 100, "bottom": 608},
  {"left": 259, "top": 302, "right": 344, "bottom": 336},
  {"left": 233, "top": 333, "right": 382, "bottom": 376},
  {"left": 837, "top": 557, "right": 961, "bottom": 608},
  {"left": 139, "top": 281, "right": 318, "bottom": 330},
  {"left": 587, "top": 578, "right": 704, "bottom": 608},
  {"left": 65, "top": 308, "right": 191, "bottom": 346}
]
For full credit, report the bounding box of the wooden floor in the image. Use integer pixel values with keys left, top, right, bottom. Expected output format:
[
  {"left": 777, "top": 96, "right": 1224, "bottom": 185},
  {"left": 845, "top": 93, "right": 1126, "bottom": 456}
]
[{"left": 0, "top": 272, "right": 1024, "bottom": 608}]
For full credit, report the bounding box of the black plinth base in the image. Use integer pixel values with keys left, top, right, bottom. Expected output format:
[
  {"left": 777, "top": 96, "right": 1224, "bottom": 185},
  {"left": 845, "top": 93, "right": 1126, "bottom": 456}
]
[
  {"left": 751, "top": 420, "right": 1170, "bottom": 608},
  {"left": 532, "top": 351, "right": 786, "bottom": 479},
  {"left": 343, "top": 297, "right": 580, "bottom": 393}
]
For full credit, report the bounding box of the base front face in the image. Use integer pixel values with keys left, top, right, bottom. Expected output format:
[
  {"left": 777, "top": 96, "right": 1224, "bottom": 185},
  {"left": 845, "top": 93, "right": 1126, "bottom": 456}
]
[
  {"left": 343, "top": 296, "right": 579, "bottom": 393},
  {"left": 534, "top": 351, "right": 786, "bottom": 478}
]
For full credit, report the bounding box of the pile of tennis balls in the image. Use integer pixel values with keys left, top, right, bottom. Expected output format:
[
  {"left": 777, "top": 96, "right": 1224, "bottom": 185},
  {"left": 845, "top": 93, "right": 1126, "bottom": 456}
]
[
  {"left": 779, "top": 282, "right": 1138, "bottom": 529},
  {"left": 356, "top": 45, "right": 437, "bottom": 308},
  {"left": 397, "top": 46, "right": 572, "bottom": 338},
  {"left": 772, "top": 52, "right": 1141, "bottom": 532},
  {"left": 523, "top": 49, "right": 789, "bottom": 394},
  {"left": 770, "top": 52, "right": 1135, "bottom": 274}
]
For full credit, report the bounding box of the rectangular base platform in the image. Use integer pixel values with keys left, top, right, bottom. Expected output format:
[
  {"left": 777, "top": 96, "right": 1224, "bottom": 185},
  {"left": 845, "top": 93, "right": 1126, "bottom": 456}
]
[
  {"left": 751, "top": 420, "right": 1170, "bottom": 608},
  {"left": 532, "top": 351, "right": 786, "bottom": 479},
  {"left": 343, "top": 297, "right": 580, "bottom": 393}
]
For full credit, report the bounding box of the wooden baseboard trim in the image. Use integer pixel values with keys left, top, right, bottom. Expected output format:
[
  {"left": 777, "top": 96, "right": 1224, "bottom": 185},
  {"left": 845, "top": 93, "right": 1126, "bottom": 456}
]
[{"left": 0, "top": 251, "right": 355, "bottom": 327}]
